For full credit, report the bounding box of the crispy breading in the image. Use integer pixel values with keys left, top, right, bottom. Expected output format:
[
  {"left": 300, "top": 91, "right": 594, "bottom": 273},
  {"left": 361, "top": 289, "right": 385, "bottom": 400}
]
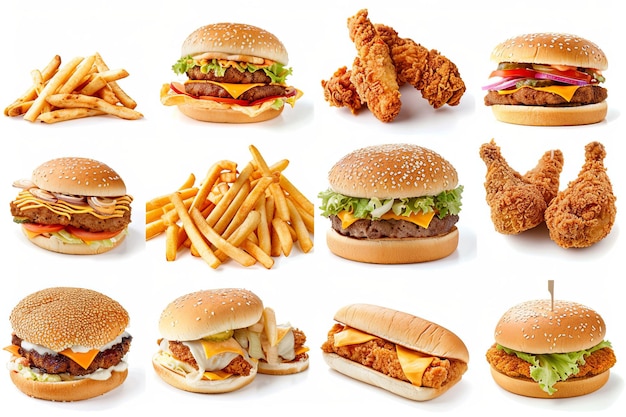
[
  {"left": 545, "top": 141, "right": 616, "bottom": 248},
  {"left": 321, "top": 66, "right": 363, "bottom": 114},
  {"left": 479, "top": 140, "right": 563, "bottom": 234},
  {"left": 347, "top": 9, "right": 401, "bottom": 122},
  {"left": 486, "top": 343, "right": 617, "bottom": 379},
  {"left": 375, "top": 24, "right": 465, "bottom": 108}
]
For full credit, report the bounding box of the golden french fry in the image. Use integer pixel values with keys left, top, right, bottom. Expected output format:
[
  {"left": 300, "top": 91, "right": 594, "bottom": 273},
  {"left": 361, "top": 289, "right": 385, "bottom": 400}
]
[
  {"left": 146, "top": 187, "right": 198, "bottom": 212},
  {"left": 272, "top": 218, "right": 293, "bottom": 256},
  {"left": 191, "top": 160, "right": 237, "bottom": 212},
  {"left": 190, "top": 208, "right": 256, "bottom": 267},
  {"left": 37, "top": 108, "right": 105, "bottom": 123},
  {"left": 6, "top": 100, "right": 34, "bottom": 117},
  {"left": 206, "top": 162, "right": 254, "bottom": 227},
  {"left": 213, "top": 181, "right": 251, "bottom": 235},
  {"left": 255, "top": 195, "right": 271, "bottom": 255},
  {"left": 45, "top": 93, "right": 143, "bottom": 120},
  {"left": 179, "top": 173, "right": 196, "bottom": 191},
  {"left": 94, "top": 52, "right": 137, "bottom": 109},
  {"left": 222, "top": 176, "right": 273, "bottom": 240},
  {"left": 23, "top": 56, "right": 83, "bottom": 122},
  {"left": 165, "top": 223, "right": 180, "bottom": 261},
  {"left": 241, "top": 239, "right": 274, "bottom": 269},
  {"left": 146, "top": 219, "right": 167, "bottom": 241},
  {"left": 280, "top": 174, "right": 314, "bottom": 217},
  {"left": 287, "top": 198, "right": 313, "bottom": 253},
  {"left": 224, "top": 210, "right": 262, "bottom": 249},
  {"left": 5, "top": 55, "right": 61, "bottom": 116},
  {"left": 57, "top": 55, "right": 96, "bottom": 94},
  {"left": 79, "top": 74, "right": 108, "bottom": 96},
  {"left": 289, "top": 195, "right": 314, "bottom": 233},
  {"left": 170, "top": 192, "right": 221, "bottom": 269}
]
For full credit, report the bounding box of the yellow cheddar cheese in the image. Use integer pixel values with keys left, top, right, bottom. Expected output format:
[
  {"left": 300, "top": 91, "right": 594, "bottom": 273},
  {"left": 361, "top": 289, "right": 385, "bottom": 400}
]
[
  {"left": 185, "top": 80, "right": 265, "bottom": 99},
  {"left": 59, "top": 348, "right": 100, "bottom": 370},
  {"left": 333, "top": 327, "right": 378, "bottom": 347},
  {"left": 396, "top": 345, "right": 435, "bottom": 386},
  {"left": 498, "top": 85, "right": 580, "bottom": 102},
  {"left": 337, "top": 209, "right": 436, "bottom": 230}
]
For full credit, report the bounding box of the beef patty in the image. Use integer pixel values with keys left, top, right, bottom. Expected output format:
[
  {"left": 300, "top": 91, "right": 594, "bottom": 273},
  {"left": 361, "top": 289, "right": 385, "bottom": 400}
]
[
  {"left": 330, "top": 214, "right": 459, "bottom": 239},
  {"left": 484, "top": 85, "right": 607, "bottom": 107}
]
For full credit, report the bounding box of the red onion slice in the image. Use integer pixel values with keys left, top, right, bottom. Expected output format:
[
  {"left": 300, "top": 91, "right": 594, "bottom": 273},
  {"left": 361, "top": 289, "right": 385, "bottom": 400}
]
[
  {"left": 13, "top": 179, "right": 36, "bottom": 189},
  {"left": 54, "top": 193, "right": 87, "bottom": 205},
  {"left": 88, "top": 196, "right": 117, "bottom": 214},
  {"left": 30, "top": 188, "right": 57, "bottom": 203}
]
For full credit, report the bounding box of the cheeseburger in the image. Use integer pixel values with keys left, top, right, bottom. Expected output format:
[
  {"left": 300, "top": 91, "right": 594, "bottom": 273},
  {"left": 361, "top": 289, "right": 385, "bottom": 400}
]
[
  {"left": 321, "top": 303, "right": 469, "bottom": 401},
  {"left": 161, "top": 22, "right": 302, "bottom": 123},
  {"left": 318, "top": 143, "right": 463, "bottom": 264},
  {"left": 4, "top": 287, "right": 132, "bottom": 401},
  {"left": 152, "top": 288, "right": 308, "bottom": 394},
  {"left": 483, "top": 32, "right": 608, "bottom": 126},
  {"left": 486, "top": 299, "right": 616, "bottom": 398},
  {"left": 10, "top": 157, "right": 132, "bottom": 255}
]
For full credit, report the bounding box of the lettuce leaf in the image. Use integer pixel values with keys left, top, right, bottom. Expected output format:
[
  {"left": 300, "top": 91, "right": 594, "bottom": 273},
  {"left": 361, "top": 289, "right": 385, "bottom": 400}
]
[
  {"left": 497, "top": 340, "right": 612, "bottom": 395},
  {"left": 318, "top": 186, "right": 463, "bottom": 220},
  {"left": 172, "top": 56, "right": 292, "bottom": 83}
]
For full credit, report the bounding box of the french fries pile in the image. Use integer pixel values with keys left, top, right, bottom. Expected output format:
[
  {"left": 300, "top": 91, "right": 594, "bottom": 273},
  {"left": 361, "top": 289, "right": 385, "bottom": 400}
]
[
  {"left": 146, "top": 145, "right": 314, "bottom": 269},
  {"left": 4, "top": 53, "right": 142, "bottom": 123}
]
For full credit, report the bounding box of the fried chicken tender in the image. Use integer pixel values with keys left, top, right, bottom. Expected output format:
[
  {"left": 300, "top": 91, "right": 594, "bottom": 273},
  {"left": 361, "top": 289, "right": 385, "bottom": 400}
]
[
  {"left": 321, "top": 66, "right": 363, "bottom": 114},
  {"left": 374, "top": 24, "right": 465, "bottom": 108},
  {"left": 479, "top": 140, "right": 564, "bottom": 234},
  {"left": 346, "top": 9, "right": 401, "bottom": 123},
  {"left": 486, "top": 343, "right": 617, "bottom": 380},
  {"left": 321, "top": 324, "right": 467, "bottom": 389},
  {"left": 545, "top": 141, "right": 616, "bottom": 248}
]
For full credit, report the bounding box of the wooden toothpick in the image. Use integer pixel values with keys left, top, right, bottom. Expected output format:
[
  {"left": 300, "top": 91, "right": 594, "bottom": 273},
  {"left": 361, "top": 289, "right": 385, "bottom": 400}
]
[{"left": 548, "top": 280, "right": 555, "bottom": 311}]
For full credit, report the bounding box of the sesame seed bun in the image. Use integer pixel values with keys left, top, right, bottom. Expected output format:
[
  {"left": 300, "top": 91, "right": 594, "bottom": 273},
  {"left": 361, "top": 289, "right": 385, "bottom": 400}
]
[
  {"left": 9, "top": 368, "right": 128, "bottom": 402},
  {"left": 181, "top": 23, "right": 289, "bottom": 65},
  {"left": 328, "top": 144, "right": 459, "bottom": 199},
  {"left": 31, "top": 157, "right": 126, "bottom": 197},
  {"left": 494, "top": 299, "right": 606, "bottom": 354},
  {"left": 489, "top": 101, "right": 607, "bottom": 127},
  {"left": 10, "top": 287, "right": 129, "bottom": 352},
  {"left": 257, "top": 356, "right": 310, "bottom": 375},
  {"left": 490, "top": 33, "right": 608, "bottom": 70},
  {"left": 176, "top": 102, "right": 284, "bottom": 123},
  {"left": 158, "top": 288, "right": 264, "bottom": 342}
]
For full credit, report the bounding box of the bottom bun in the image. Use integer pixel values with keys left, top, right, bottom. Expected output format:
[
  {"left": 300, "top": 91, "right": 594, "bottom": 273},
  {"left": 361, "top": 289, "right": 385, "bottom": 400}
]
[
  {"left": 152, "top": 357, "right": 257, "bottom": 393},
  {"left": 491, "top": 101, "right": 607, "bottom": 126},
  {"left": 177, "top": 104, "right": 283, "bottom": 123},
  {"left": 326, "top": 227, "right": 458, "bottom": 264},
  {"left": 258, "top": 357, "right": 309, "bottom": 375},
  {"left": 323, "top": 353, "right": 459, "bottom": 401},
  {"left": 489, "top": 366, "right": 610, "bottom": 398},
  {"left": 9, "top": 369, "right": 127, "bottom": 401},
  {"left": 24, "top": 226, "right": 126, "bottom": 255}
]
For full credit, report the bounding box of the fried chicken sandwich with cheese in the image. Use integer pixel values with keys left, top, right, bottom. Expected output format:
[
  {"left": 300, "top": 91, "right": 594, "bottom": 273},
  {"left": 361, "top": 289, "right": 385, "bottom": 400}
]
[
  {"left": 152, "top": 288, "right": 308, "bottom": 394},
  {"left": 322, "top": 303, "right": 469, "bottom": 401},
  {"left": 4, "top": 287, "right": 132, "bottom": 401}
]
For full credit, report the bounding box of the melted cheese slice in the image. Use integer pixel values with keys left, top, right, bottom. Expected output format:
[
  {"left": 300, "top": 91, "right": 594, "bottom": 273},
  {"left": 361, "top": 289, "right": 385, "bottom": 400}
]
[
  {"left": 203, "top": 370, "right": 233, "bottom": 381},
  {"left": 4, "top": 345, "right": 21, "bottom": 357},
  {"left": 184, "top": 80, "right": 265, "bottom": 99},
  {"left": 59, "top": 348, "right": 100, "bottom": 370},
  {"left": 337, "top": 209, "right": 436, "bottom": 230},
  {"left": 201, "top": 338, "right": 245, "bottom": 359},
  {"left": 498, "top": 85, "right": 580, "bottom": 102},
  {"left": 333, "top": 327, "right": 378, "bottom": 347},
  {"left": 396, "top": 345, "right": 435, "bottom": 386}
]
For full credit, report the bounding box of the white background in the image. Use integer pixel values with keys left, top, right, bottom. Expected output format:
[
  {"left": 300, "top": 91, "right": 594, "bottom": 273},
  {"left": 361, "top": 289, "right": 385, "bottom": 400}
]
[{"left": 0, "top": 0, "right": 623, "bottom": 415}]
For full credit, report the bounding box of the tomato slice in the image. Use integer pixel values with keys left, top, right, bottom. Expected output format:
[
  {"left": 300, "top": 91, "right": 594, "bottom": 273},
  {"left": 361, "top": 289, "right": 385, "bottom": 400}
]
[
  {"left": 66, "top": 225, "right": 122, "bottom": 242},
  {"left": 22, "top": 223, "right": 64, "bottom": 234},
  {"left": 489, "top": 68, "right": 536, "bottom": 79}
]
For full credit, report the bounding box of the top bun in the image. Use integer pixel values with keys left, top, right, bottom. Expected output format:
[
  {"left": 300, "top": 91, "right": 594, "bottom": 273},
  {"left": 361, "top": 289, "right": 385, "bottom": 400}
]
[
  {"left": 181, "top": 23, "right": 289, "bottom": 65},
  {"left": 490, "top": 33, "right": 608, "bottom": 70},
  {"left": 334, "top": 303, "right": 469, "bottom": 363},
  {"left": 494, "top": 299, "right": 606, "bottom": 354},
  {"left": 158, "top": 288, "right": 264, "bottom": 341},
  {"left": 9, "top": 287, "right": 129, "bottom": 352},
  {"left": 328, "top": 144, "right": 458, "bottom": 200},
  {"left": 31, "top": 157, "right": 126, "bottom": 197}
]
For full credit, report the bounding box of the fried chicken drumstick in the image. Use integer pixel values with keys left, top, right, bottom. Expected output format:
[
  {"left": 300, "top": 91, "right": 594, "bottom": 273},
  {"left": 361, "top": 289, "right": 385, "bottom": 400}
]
[
  {"left": 545, "top": 141, "right": 616, "bottom": 248},
  {"left": 479, "top": 140, "right": 564, "bottom": 235}
]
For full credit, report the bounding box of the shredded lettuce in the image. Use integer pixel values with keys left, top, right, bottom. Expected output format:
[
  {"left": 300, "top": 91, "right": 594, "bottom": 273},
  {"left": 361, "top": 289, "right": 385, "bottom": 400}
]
[
  {"left": 172, "top": 56, "right": 292, "bottom": 84},
  {"left": 318, "top": 186, "right": 463, "bottom": 220},
  {"left": 497, "top": 340, "right": 612, "bottom": 395}
]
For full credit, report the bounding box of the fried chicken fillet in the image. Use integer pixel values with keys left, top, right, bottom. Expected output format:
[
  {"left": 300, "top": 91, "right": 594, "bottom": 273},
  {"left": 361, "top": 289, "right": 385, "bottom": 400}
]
[
  {"left": 347, "top": 9, "right": 401, "bottom": 123},
  {"left": 374, "top": 24, "right": 465, "bottom": 108},
  {"left": 486, "top": 343, "right": 617, "bottom": 381},
  {"left": 321, "top": 324, "right": 467, "bottom": 389},
  {"left": 545, "top": 141, "right": 616, "bottom": 248},
  {"left": 321, "top": 66, "right": 363, "bottom": 114},
  {"left": 480, "top": 140, "right": 563, "bottom": 234}
]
